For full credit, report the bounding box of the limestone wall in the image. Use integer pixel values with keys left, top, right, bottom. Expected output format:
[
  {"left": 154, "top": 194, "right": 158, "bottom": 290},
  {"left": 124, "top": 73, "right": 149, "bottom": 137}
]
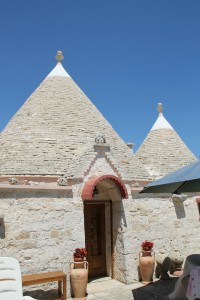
[
  {"left": 0, "top": 187, "right": 199, "bottom": 295},
  {"left": 120, "top": 193, "right": 200, "bottom": 283},
  {"left": 0, "top": 189, "right": 85, "bottom": 297}
]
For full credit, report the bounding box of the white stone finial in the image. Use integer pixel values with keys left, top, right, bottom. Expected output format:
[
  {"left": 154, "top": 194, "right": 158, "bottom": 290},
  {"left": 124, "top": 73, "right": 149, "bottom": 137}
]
[
  {"left": 151, "top": 102, "right": 173, "bottom": 130},
  {"left": 55, "top": 51, "right": 64, "bottom": 62},
  {"left": 157, "top": 103, "right": 163, "bottom": 113},
  {"left": 46, "top": 51, "right": 70, "bottom": 78}
]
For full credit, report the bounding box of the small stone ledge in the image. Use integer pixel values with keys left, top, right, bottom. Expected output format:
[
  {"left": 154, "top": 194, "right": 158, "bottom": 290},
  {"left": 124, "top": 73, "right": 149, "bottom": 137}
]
[
  {"left": 131, "top": 187, "right": 144, "bottom": 193},
  {"left": 67, "top": 177, "right": 84, "bottom": 183},
  {"left": 133, "top": 192, "right": 172, "bottom": 199},
  {"left": 0, "top": 183, "right": 72, "bottom": 191},
  {"left": 0, "top": 176, "right": 60, "bottom": 183},
  {"left": 130, "top": 180, "right": 152, "bottom": 191},
  {"left": 93, "top": 144, "right": 110, "bottom": 153}
]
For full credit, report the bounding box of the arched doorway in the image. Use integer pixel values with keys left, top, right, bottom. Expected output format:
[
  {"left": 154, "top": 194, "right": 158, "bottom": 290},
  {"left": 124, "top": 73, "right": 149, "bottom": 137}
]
[{"left": 82, "top": 175, "right": 128, "bottom": 278}]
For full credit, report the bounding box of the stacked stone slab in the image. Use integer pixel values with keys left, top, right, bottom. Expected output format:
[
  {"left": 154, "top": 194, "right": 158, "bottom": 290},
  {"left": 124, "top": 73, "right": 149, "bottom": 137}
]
[{"left": 136, "top": 103, "right": 197, "bottom": 179}]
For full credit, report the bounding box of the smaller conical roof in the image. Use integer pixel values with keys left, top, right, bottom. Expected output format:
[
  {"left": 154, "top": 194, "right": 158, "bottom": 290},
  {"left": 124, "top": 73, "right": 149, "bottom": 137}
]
[{"left": 136, "top": 103, "right": 197, "bottom": 179}]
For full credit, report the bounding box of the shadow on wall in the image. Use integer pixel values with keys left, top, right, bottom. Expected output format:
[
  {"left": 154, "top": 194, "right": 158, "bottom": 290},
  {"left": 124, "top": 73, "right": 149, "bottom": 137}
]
[
  {"left": 132, "top": 277, "right": 178, "bottom": 300},
  {"left": 112, "top": 199, "right": 127, "bottom": 282},
  {"left": 0, "top": 215, "right": 5, "bottom": 239}
]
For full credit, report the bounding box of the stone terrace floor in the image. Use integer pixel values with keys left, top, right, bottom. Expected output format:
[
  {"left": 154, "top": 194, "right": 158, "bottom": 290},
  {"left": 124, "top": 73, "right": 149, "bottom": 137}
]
[
  {"left": 69, "top": 276, "right": 179, "bottom": 300},
  {"left": 24, "top": 275, "right": 179, "bottom": 299}
]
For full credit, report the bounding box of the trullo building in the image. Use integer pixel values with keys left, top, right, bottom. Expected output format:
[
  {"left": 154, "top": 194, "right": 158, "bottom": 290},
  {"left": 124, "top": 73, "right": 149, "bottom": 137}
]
[
  {"left": 136, "top": 102, "right": 196, "bottom": 178},
  {"left": 0, "top": 51, "right": 199, "bottom": 298}
]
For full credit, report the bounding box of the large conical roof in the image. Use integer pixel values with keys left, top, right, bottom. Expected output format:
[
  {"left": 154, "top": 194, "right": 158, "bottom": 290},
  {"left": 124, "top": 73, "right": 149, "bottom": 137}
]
[
  {"left": 136, "top": 103, "right": 197, "bottom": 179},
  {"left": 0, "top": 51, "right": 149, "bottom": 180}
]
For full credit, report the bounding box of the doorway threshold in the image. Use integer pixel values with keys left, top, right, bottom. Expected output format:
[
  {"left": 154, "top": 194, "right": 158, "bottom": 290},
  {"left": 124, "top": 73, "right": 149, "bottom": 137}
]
[
  {"left": 87, "top": 277, "right": 128, "bottom": 300},
  {"left": 88, "top": 276, "right": 112, "bottom": 284}
]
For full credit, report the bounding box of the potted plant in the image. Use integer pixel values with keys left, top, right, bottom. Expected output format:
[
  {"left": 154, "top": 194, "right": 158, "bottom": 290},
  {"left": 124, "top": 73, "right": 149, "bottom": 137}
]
[
  {"left": 139, "top": 240, "right": 155, "bottom": 284},
  {"left": 73, "top": 248, "right": 87, "bottom": 262},
  {"left": 70, "top": 247, "right": 88, "bottom": 299},
  {"left": 141, "top": 240, "right": 154, "bottom": 252}
]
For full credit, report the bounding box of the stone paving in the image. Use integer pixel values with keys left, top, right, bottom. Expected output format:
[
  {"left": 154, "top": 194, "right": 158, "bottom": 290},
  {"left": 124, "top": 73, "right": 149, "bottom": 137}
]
[
  {"left": 86, "top": 277, "right": 140, "bottom": 300},
  {"left": 84, "top": 276, "right": 179, "bottom": 300},
  {"left": 24, "top": 276, "right": 179, "bottom": 299}
]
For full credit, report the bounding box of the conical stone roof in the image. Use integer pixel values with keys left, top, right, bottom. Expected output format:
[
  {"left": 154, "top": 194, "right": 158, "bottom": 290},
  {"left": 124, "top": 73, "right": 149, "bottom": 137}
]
[
  {"left": 0, "top": 51, "right": 150, "bottom": 180},
  {"left": 136, "top": 103, "right": 197, "bottom": 179}
]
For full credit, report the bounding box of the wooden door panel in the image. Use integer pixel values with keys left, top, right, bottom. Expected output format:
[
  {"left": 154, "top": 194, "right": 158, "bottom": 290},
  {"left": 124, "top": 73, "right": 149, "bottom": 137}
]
[{"left": 84, "top": 203, "right": 106, "bottom": 277}]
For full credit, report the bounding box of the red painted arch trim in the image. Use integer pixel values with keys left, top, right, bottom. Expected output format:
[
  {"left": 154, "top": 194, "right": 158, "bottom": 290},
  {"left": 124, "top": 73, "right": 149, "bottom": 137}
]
[{"left": 81, "top": 175, "right": 128, "bottom": 200}]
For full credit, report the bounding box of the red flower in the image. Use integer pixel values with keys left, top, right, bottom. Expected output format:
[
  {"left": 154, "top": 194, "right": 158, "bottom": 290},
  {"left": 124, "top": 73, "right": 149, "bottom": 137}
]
[
  {"left": 141, "top": 240, "right": 154, "bottom": 251},
  {"left": 73, "top": 248, "right": 87, "bottom": 258}
]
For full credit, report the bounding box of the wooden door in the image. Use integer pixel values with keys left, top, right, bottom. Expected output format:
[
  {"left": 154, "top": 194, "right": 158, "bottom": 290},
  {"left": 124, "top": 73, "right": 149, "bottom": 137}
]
[{"left": 84, "top": 203, "right": 106, "bottom": 277}]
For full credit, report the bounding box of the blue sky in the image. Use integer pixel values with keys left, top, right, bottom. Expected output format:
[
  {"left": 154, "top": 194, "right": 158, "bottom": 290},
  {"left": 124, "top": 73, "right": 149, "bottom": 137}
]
[{"left": 1, "top": 1, "right": 200, "bottom": 157}]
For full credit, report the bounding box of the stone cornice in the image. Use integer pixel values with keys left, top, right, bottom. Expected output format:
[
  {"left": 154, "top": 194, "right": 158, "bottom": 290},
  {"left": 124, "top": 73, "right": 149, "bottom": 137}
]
[
  {"left": 0, "top": 184, "right": 72, "bottom": 191},
  {"left": 0, "top": 175, "right": 72, "bottom": 191}
]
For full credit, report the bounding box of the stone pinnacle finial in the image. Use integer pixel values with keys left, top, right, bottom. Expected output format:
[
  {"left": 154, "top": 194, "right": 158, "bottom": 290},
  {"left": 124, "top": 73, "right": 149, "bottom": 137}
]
[
  {"left": 55, "top": 50, "right": 64, "bottom": 62},
  {"left": 157, "top": 103, "right": 163, "bottom": 114}
]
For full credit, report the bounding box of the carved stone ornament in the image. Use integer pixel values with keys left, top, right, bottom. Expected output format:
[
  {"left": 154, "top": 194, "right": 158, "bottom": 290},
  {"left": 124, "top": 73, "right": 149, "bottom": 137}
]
[
  {"left": 95, "top": 134, "right": 106, "bottom": 144},
  {"left": 57, "top": 177, "right": 68, "bottom": 186},
  {"left": 28, "top": 181, "right": 39, "bottom": 186},
  {"left": 9, "top": 178, "right": 18, "bottom": 185}
]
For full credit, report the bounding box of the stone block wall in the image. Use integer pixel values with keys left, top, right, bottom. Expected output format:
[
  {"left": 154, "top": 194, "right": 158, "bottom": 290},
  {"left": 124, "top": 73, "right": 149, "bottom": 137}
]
[
  {"left": 0, "top": 186, "right": 200, "bottom": 296},
  {"left": 0, "top": 189, "right": 85, "bottom": 297},
  {"left": 120, "top": 194, "right": 200, "bottom": 283}
]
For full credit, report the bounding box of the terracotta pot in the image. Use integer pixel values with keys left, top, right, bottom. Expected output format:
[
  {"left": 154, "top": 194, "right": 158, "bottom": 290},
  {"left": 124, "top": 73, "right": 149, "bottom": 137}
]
[
  {"left": 73, "top": 257, "right": 85, "bottom": 269},
  {"left": 70, "top": 261, "right": 88, "bottom": 300},
  {"left": 74, "top": 257, "right": 84, "bottom": 262},
  {"left": 139, "top": 250, "right": 155, "bottom": 284}
]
